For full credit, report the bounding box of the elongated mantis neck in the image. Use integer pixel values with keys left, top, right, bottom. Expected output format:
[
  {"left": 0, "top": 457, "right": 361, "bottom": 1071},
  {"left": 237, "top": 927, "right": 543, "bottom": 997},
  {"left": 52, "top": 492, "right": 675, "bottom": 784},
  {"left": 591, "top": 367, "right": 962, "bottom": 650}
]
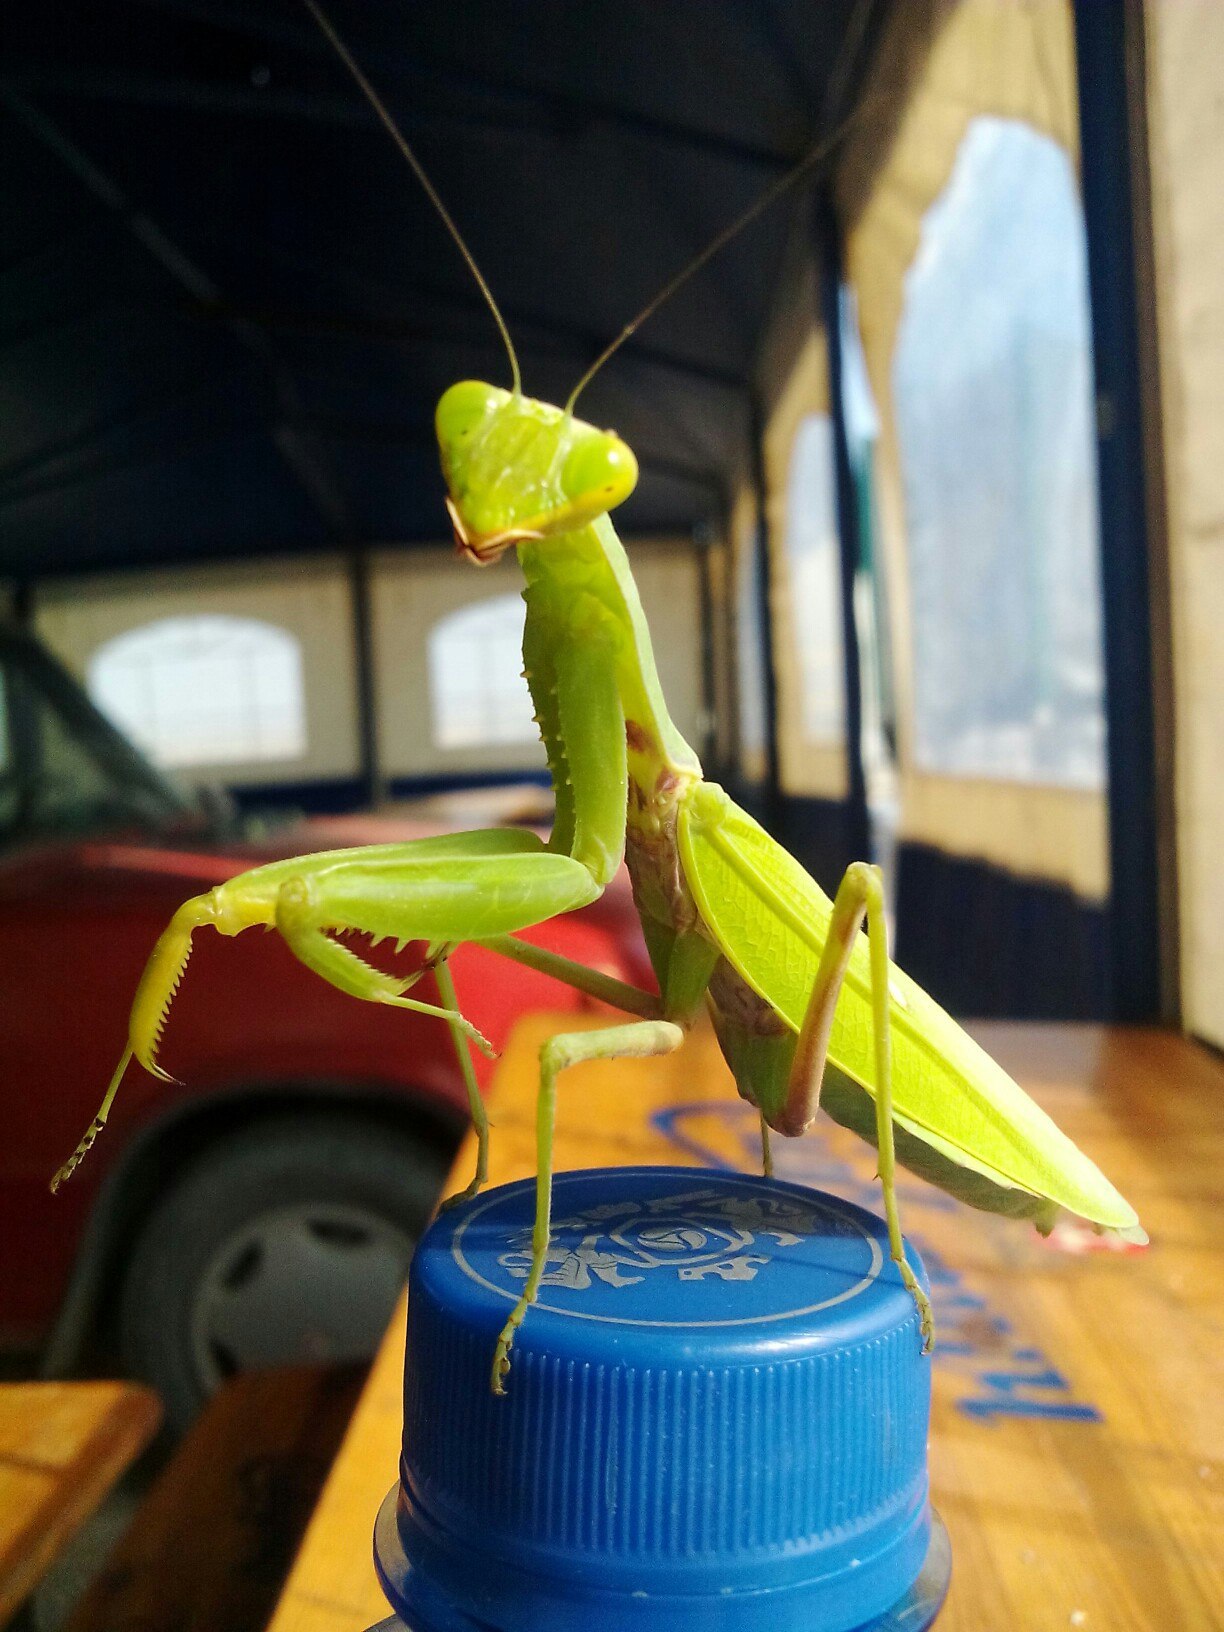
[{"left": 519, "top": 514, "right": 702, "bottom": 804}]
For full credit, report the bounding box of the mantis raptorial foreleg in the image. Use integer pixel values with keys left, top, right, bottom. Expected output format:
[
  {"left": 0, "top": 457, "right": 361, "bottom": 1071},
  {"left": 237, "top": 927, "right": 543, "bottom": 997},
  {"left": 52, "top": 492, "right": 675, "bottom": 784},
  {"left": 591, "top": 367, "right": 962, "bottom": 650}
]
[
  {"left": 783, "top": 861, "right": 935, "bottom": 1352},
  {"left": 280, "top": 897, "right": 494, "bottom": 1204},
  {"left": 275, "top": 876, "right": 498, "bottom": 1052},
  {"left": 490, "top": 1017, "right": 686, "bottom": 1395},
  {"left": 269, "top": 853, "right": 632, "bottom": 1210},
  {"left": 54, "top": 830, "right": 603, "bottom": 1186}
]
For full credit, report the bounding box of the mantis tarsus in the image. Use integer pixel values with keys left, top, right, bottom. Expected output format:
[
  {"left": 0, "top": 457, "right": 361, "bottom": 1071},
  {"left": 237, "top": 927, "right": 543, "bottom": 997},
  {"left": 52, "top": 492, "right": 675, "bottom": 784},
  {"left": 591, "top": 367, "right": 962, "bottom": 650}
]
[{"left": 53, "top": 4, "right": 1144, "bottom": 1395}]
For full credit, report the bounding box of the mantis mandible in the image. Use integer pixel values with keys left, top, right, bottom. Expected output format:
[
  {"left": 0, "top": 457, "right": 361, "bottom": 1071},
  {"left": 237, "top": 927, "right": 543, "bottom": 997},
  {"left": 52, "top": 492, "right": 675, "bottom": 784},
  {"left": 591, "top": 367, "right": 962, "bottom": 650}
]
[{"left": 53, "top": 5, "right": 1144, "bottom": 1395}]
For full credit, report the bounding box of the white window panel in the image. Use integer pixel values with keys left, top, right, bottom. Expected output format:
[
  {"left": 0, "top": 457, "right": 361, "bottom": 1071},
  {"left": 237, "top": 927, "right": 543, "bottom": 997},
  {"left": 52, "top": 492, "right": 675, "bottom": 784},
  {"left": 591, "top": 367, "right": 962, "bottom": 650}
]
[
  {"left": 735, "top": 521, "right": 769, "bottom": 766},
  {"left": 784, "top": 415, "right": 845, "bottom": 746},
  {"left": 88, "top": 614, "right": 307, "bottom": 768},
  {"left": 427, "top": 593, "right": 537, "bottom": 751},
  {"left": 895, "top": 116, "right": 1107, "bottom": 790}
]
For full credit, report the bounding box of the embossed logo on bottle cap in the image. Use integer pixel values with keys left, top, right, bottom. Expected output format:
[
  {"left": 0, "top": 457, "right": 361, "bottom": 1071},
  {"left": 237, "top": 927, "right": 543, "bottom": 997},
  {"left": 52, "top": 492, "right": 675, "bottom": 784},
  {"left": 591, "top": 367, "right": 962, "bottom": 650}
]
[{"left": 452, "top": 1172, "right": 884, "bottom": 1327}]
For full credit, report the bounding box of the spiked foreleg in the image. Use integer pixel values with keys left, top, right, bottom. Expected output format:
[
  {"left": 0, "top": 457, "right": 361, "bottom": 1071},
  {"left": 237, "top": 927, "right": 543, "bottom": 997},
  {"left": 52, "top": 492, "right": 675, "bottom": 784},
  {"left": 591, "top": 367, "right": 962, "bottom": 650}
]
[
  {"left": 782, "top": 862, "right": 934, "bottom": 1352},
  {"left": 52, "top": 832, "right": 603, "bottom": 1192},
  {"left": 274, "top": 877, "right": 498, "bottom": 1052},
  {"left": 266, "top": 844, "right": 603, "bottom": 1193},
  {"left": 271, "top": 842, "right": 600, "bottom": 949}
]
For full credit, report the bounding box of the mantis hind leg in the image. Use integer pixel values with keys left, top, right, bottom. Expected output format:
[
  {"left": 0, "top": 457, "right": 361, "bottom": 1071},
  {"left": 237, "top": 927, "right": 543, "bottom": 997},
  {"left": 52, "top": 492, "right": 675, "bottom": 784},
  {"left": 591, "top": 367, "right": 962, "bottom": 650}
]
[
  {"left": 491, "top": 1018, "right": 685, "bottom": 1395},
  {"left": 784, "top": 862, "right": 934, "bottom": 1352}
]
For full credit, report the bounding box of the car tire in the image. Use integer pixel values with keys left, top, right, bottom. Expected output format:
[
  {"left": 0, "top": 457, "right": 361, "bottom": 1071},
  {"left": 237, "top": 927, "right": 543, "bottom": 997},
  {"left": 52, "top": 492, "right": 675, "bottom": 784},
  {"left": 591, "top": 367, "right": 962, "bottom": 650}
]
[{"left": 118, "top": 1112, "right": 452, "bottom": 1434}]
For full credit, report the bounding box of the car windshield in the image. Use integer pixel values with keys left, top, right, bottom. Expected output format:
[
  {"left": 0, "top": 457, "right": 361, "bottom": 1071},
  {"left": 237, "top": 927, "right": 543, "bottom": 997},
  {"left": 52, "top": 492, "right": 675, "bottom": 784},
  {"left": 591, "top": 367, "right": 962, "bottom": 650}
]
[{"left": 0, "top": 628, "right": 208, "bottom": 844}]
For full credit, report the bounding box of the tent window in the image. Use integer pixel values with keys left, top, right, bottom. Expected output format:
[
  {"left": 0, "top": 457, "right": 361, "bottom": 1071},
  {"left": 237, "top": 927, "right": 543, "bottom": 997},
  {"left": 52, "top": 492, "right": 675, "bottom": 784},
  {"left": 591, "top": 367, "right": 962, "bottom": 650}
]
[
  {"left": 838, "top": 289, "right": 895, "bottom": 778},
  {"left": 735, "top": 523, "right": 768, "bottom": 776},
  {"left": 784, "top": 414, "right": 845, "bottom": 745},
  {"left": 894, "top": 116, "right": 1107, "bottom": 789},
  {"left": 428, "top": 593, "right": 537, "bottom": 750},
  {"left": 88, "top": 614, "right": 307, "bottom": 768}
]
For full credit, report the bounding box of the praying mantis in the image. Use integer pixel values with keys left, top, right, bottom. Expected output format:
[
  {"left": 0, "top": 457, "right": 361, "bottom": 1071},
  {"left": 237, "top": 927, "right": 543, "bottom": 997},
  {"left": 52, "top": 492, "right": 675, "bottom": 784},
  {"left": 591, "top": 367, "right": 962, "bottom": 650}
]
[{"left": 53, "top": 5, "right": 1143, "bottom": 1396}]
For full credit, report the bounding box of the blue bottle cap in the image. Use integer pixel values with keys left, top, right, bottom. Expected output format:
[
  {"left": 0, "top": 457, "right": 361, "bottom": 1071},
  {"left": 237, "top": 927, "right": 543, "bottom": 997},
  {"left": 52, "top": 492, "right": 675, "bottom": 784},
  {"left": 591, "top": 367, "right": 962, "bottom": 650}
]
[{"left": 373, "top": 1167, "right": 949, "bottom": 1632}]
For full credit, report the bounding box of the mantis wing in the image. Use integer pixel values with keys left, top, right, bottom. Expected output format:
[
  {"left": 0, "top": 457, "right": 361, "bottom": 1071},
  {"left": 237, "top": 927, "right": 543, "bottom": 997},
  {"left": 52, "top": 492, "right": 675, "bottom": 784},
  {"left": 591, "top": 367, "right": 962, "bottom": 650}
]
[{"left": 678, "top": 785, "right": 1142, "bottom": 1236}]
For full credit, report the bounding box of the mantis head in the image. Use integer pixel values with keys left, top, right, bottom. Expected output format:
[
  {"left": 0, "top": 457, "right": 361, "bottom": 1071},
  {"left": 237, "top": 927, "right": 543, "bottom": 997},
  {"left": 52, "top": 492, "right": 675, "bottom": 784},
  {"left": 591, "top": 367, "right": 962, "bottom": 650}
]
[{"left": 437, "top": 381, "right": 638, "bottom": 564}]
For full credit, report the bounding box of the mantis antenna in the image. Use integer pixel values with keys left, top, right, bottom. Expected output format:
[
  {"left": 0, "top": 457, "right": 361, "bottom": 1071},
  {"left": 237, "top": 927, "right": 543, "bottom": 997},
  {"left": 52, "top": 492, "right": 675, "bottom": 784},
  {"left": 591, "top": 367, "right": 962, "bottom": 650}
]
[
  {"left": 303, "top": 0, "right": 522, "bottom": 397},
  {"left": 564, "top": 100, "right": 871, "bottom": 415}
]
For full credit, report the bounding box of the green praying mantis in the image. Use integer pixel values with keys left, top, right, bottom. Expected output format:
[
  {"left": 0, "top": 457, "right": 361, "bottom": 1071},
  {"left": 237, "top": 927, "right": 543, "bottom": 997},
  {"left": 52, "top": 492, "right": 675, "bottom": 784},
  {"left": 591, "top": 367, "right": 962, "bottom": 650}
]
[{"left": 53, "top": 4, "right": 1144, "bottom": 1395}]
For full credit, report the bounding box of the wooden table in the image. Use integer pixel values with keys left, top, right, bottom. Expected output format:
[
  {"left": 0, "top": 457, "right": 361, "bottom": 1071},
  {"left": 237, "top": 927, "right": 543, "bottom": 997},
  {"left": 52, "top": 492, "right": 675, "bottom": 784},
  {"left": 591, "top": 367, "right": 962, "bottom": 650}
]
[
  {"left": 269, "top": 1017, "right": 1224, "bottom": 1632},
  {"left": 0, "top": 1379, "right": 161, "bottom": 1625}
]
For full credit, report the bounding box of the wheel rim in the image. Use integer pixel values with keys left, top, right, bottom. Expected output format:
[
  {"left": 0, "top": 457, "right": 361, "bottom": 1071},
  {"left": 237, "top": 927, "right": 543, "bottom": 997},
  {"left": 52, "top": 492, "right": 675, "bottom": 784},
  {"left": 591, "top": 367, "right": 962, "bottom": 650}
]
[{"left": 189, "top": 1201, "right": 417, "bottom": 1394}]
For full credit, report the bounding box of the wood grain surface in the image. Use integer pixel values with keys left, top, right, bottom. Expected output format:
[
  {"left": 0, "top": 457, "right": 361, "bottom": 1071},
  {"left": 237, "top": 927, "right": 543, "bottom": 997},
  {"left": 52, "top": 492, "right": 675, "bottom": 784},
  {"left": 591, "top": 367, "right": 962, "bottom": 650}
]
[
  {"left": 0, "top": 1378, "right": 161, "bottom": 1624},
  {"left": 61, "top": 1364, "right": 365, "bottom": 1632},
  {"left": 267, "top": 1016, "right": 1224, "bottom": 1632}
]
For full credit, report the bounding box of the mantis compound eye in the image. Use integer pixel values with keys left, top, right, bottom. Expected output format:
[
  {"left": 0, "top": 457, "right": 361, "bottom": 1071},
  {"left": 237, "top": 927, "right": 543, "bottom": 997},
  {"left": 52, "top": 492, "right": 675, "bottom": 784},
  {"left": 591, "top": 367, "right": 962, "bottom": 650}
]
[
  {"left": 561, "top": 431, "right": 638, "bottom": 518},
  {"left": 436, "top": 379, "right": 501, "bottom": 452}
]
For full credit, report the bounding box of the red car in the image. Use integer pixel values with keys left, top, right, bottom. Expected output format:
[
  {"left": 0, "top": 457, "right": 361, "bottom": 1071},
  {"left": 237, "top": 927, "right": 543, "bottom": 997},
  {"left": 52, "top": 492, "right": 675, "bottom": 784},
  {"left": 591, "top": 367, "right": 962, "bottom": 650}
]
[{"left": 0, "top": 627, "right": 650, "bottom": 1428}]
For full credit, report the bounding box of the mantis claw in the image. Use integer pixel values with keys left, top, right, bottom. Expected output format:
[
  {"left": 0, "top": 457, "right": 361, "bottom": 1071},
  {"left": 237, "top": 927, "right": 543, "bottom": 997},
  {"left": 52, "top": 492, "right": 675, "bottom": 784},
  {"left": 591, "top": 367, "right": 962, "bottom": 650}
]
[
  {"left": 490, "top": 1337, "right": 512, "bottom": 1396},
  {"left": 49, "top": 1120, "right": 103, "bottom": 1193},
  {"left": 51, "top": 1045, "right": 135, "bottom": 1192},
  {"left": 439, "top": 1179, "right": 478, "bottom": 1212},
  {"left": 898, "top": 1258, "right": 935, "bottom": 1353},
  {"left": 376, "top": 993, "right": 495, "bottom": 1059}
]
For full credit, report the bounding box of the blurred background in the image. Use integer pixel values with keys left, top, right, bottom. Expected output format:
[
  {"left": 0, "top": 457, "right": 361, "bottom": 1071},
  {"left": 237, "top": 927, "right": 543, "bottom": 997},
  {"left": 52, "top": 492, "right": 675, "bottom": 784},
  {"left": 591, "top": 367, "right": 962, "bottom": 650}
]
[{"left": 0, "top": 0, "right": 1219, "bottom": 1621}]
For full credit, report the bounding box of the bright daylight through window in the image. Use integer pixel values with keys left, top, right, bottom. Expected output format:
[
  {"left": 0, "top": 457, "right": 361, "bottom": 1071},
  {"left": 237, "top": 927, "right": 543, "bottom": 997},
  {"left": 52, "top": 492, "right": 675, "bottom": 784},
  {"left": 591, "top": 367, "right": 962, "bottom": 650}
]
[
  {"left": 894, "top": 116, "right": 1107, "bottom": 789},
  {"left": 88, "top": 614, "right": 307, "bottom": 768},
  {"left": 428, "top": 593, "right": 539, "bottom": 751},
  {"left": 784, "top": 415, "right": 846, "bottom": 746}
]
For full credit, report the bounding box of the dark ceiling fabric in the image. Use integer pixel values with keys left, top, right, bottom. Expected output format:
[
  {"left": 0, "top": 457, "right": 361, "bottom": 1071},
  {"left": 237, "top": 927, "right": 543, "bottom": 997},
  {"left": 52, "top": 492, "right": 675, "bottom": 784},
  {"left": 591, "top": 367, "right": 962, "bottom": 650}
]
[{"left": 1, "top": 0, "right": 883, "bottom": 577}]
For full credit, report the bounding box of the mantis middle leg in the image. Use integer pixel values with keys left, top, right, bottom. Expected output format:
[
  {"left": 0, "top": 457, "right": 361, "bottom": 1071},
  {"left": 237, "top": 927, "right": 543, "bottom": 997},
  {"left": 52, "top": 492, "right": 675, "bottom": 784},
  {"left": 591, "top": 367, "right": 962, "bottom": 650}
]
[
  {"left": 433, "top": 936, "right": 667, "bottom": 1208},
  {"left": 782, "top": 861, "right": 935, "bottom": 1351},
  {"left": 490, "top": 1017, "right": 685, "bottom": 1394},
  {"left": 280, "top": 892, "right": 690, "bottom": 1395}
]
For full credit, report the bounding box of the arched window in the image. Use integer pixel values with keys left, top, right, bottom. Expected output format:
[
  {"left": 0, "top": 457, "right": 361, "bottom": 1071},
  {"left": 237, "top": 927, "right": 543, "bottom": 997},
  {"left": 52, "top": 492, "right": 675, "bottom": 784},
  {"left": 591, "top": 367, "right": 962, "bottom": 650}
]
[
  {"left": 88, "top": 614, "right": 306, "bottom": 768},
  {"left": 427, "top": 593, "right": 537, "bottom": 750},
  {"left": 784, "top": 414, "right": 845, "bottom": 745},
  {"left": 894, "top": 116, "right": 1106, "bottom": 789}
]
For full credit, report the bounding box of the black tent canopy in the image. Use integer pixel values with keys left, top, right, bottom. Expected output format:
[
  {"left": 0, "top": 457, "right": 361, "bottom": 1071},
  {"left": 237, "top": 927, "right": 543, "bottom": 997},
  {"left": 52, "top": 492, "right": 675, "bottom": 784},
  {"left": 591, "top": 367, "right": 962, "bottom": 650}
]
[{"left": 1, "top": 0, "right": 883, "bottom": 578}]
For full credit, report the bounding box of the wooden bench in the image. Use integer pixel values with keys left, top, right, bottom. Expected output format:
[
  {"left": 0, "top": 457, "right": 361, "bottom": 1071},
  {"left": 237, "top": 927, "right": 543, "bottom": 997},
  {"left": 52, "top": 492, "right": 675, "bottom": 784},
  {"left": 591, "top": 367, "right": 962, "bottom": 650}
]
[
  {"left": 0, "top": 1380, "right": 160, "bottom": 1626},
  {"left": 61, "top": 1364, "right": 365, "bottom": 1632}
]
